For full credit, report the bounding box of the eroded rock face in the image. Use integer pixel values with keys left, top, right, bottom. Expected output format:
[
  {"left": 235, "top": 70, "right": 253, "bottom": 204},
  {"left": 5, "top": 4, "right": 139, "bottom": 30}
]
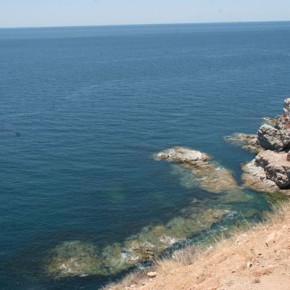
[
  {"left": 257, "top": 124, "right": 290, "bottom": 152},
  {"left": 242, "top": 151, "right": 290, "bottom": 195},
  {"left": 242, "top": 159, "right": 282, "bottom": 194},
  {"left": 276, "top": 98, "right": 290, "bottom": 130},
  {"left": 256, "top": 99, "right": 290, "bottom": 152},
  {"left": 225, "top": 98, "right": 290, "bottom": 195},
  {"left": 226, "top": 99, "right": 290, "bottom": 153},
  {"left": 155, "top": 147, "right": 238, "bottom": 194},
  {"left": 256, "top": 151, "right": 290, "bottom": 188}
]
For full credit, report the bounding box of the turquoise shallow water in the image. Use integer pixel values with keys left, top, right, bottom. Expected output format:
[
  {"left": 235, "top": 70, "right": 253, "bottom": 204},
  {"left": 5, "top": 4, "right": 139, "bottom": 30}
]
[{"left": 1, "top": 22, "right": 290, "bottom": 289}]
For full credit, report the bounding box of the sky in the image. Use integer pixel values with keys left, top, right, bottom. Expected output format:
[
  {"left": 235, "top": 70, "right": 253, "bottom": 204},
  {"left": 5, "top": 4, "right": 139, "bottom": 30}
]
[{"left": 1, "top": 0, "right": 290, "bottom": 28}]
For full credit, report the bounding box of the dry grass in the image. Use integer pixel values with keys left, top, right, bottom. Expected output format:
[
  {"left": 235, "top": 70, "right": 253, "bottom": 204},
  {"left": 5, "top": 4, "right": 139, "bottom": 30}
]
[{"left": 103, "top": 200, "right": 290, "bottom": 290}]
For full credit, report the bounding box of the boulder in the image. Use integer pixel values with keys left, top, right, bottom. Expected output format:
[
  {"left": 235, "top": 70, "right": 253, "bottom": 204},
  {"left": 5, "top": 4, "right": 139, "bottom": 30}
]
[
  {"left": 257, "top": 124, "right": 285, "bottom": 151},
  {"left": 242, "top": 151, "right": 290, "bottom": 195},
  {"left": 255, "top": 98, "right": 290, "bottom": 151},
  {"left": 275, "top": 115, "right": 290, "bottom": 131},
  {"left": 242, "top": 159, "right": 280, "bottom": 194},
  {"left": 256, "top": 151, "right": 290, "bottom": 188}
]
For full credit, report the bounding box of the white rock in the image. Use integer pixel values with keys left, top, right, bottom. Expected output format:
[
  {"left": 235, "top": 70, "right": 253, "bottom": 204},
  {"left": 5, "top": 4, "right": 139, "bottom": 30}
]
[{"left": 147, "top": 271, "right": 157, "bottom": 278}]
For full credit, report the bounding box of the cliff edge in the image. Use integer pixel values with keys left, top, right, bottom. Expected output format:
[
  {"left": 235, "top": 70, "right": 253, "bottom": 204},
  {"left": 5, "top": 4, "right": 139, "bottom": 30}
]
[{"left": 104, "top": 203, "right": 290, "bottom": 290}]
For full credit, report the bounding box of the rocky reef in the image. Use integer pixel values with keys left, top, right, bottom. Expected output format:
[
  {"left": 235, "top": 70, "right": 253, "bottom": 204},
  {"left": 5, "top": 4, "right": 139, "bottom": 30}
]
[
  {"left": 154, "top": 147, "right": 238, "bottom": 194},
  {"left": 46, "top": 241, "right": 100, "bottom": 278},
  {"left": 46, "top": 204, "right": 228, "bottom": 278},
  {"left": 46, "top": 146, "right": 254, "bottom": 279},
  {"left": 228, "top": 98, "right": 290, "bottom": 196}
]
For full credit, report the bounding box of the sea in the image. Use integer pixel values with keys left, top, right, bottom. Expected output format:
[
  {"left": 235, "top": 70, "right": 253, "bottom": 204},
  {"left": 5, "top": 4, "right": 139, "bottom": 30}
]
[{"left": 1, "top": 22, "right": 290, "bottom": 289}]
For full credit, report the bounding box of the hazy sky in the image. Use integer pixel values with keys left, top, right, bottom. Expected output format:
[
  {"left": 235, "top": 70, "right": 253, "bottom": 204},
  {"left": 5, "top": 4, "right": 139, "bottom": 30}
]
[{"left": 1, "top": 0, "right": 290, "bottom": 28}]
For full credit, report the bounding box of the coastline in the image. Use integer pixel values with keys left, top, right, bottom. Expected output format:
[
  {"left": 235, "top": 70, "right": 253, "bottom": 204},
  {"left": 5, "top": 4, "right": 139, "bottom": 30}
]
[
  {"left": 104, "top": 202, "right": 290, "bottom": 290},
  {"left": 47, "top": 99, "right": 290, "bottom": 280},
  {"left": 103, "top": 98, "right": 290, "bottom": 289}
]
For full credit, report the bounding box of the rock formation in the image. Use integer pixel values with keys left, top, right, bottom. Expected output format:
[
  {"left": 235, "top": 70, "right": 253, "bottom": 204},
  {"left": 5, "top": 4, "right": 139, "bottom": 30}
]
[
  {"left": 225, "top": 133, "right": 263, "bottom": 153},
  {"left": 242, "top": 154, "right": 290, "bottom": 196},
  {"left": 47, "top": 99, "right": 290, "bottom": 280},
  {"left": 46, "top": 206, "right": 228, "bottom": 278},
  {"left": 154, "top": 147, "right": 239, "bottom": 194},
  {"left": 228, "top": 98, "right": 290, "bottom": 196},
  {"left": 256, "top": 99, "right": 290, "bottom": 151},
  {"left": 257, "top": 124, "right": 290, "bottom": 152},
  {"left": 155, "top": 147, "right": 210, "bottom": 164}
]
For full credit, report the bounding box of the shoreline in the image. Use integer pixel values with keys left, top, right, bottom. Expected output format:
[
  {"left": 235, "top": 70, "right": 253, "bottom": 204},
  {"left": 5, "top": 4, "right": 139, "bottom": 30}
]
[
  {"left": 47, "top": 98, "right": 290, "bottom": 280},
  {"left": 103, "top": 201, "right": 290, "bottom": 290},
  {"left": 103, "top": 98, "right": 290, "bottom": 289}
]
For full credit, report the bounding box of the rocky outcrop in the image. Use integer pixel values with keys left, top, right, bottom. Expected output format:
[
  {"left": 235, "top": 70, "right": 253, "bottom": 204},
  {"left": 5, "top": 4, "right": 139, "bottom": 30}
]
[
  {"left": 257, "top": 124, "right": 290, "bottom": 151},
  {"left": 242, "top": 158, "right": 290, "bottom": 196},
  {"left": 225, "top": 133, "right": 263, "bottom": 153},
  {"left": 154, "top": 147, "right": 238, "bottom": 194},
  {"left": 225, "top": 98, "right": 290, "bottom": 196},
  {"left": 242, "top": 151, "right": 290, "bottom": 196},
  {"left": 226, "top": 99, "right": 290, "bottom": 154},
  {"left": 255, "top": 151, "right": 290, "bottom": 188},
  {"left": 276, "top": 98, "right": 290, "bottom": 130},
  {"left": 227, "top": 99, "right": 290, "bottom": 154},
  {"left": 155, "top": 147, "right": 210, "bottom": 164},
  {"left": 261, "top": 116, "right": 276, "bottom": 126},
  {"left": 256, "top": 99, "right": 290, "bottom": 151}
]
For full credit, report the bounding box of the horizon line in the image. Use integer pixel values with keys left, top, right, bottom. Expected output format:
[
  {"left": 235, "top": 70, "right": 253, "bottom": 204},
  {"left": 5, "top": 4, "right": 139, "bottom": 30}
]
[{"left": 0, "top": 19, "right": 290, "bottom": 30}]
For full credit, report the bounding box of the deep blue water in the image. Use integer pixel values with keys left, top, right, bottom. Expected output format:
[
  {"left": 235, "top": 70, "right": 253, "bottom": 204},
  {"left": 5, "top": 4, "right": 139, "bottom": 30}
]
[{"left": 1, "top": 22, "right": 290, "bottom": 289}]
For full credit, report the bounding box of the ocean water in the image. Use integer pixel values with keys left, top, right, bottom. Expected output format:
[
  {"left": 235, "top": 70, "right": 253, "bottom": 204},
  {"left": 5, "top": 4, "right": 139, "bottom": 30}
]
[{"left": 1, "top": 22, "right": 290, "bottom": 289}]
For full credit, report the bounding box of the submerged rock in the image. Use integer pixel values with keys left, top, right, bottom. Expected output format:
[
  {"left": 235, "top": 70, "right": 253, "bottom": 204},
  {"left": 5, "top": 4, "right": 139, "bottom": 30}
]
[
  {"left": 155, "top": 147, "right": 238, "bottom": 194},
  {"left": 225, "top": 133, "right": 263, "bottom": 153},
  {"left": 261, "top": 117, "right": 276, "bottom": 126},
  {"left": 165, "top": 207, "right": 225, "bottom": 238},
  {"left": 46, "top": 206, "right": 227, "bottom": 279},
  {"left": 46, "top": 241, "right": 101, "bottom": 278}
]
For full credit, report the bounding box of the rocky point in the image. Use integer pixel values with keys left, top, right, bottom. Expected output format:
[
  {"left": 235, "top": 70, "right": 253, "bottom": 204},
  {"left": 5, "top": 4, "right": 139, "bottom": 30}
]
[
  {"left": 154, "top": 146, "right": 239, "bottom": 194},
  {"left": 228, "top": 98, "right": 290, "bottom": 196}
]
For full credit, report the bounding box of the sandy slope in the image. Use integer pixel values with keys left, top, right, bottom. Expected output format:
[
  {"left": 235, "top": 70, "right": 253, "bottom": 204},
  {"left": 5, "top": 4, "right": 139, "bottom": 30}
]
[{"left": 105, "top": 203, "right": 290, "bottom": 290}]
